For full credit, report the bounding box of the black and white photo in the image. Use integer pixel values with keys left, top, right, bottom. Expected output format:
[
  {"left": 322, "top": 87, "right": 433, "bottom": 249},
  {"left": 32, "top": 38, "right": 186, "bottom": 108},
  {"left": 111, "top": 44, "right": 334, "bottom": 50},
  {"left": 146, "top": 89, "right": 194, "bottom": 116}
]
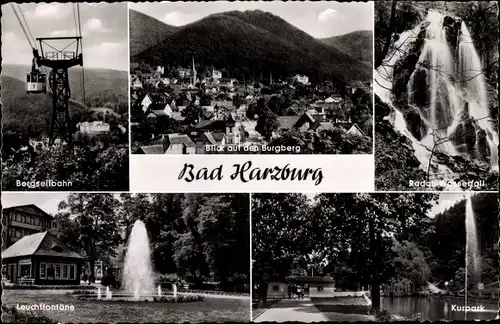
[
  {"left": 1, "top": 3, "right": 129, "bottom": 191},
  {"left": 252, "top": 192, "right": 498, "bottom": 322},
  {"left": 374, "top": 1, "right": 499, "bottom": 191},
  {"left": 129, "top": 1, "right": 374, "bottom": 155},
  {"left": 2, "top": 192, "right": 250, "bottom": 323}
]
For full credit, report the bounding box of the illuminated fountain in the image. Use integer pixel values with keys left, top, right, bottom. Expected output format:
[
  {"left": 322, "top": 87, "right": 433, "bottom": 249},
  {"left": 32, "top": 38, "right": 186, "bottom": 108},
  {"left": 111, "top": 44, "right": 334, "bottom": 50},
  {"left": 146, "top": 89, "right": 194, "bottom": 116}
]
[{"left": 122, "top": 220, "right": 155, "bottom": 301}]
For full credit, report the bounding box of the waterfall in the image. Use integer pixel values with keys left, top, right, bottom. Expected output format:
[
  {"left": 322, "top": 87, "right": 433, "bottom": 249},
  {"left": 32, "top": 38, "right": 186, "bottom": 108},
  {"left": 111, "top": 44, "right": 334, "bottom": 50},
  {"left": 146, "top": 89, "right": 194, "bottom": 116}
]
[{"left": 375, "top": 10, "right": 499, "bottom": 183}]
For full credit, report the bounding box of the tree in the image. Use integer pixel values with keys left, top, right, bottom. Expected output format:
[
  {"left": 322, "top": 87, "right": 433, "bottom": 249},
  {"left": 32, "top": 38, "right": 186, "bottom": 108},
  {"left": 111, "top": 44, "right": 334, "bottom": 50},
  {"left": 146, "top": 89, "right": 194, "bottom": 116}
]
[
  {"left": 255, "top": 110, "right": 279, "bottom": 141},
  {"left": 181, "top": 103, "right": 205, "bottom": 125},
  {"left": 311, "top": 193, "right": 436, "bottom": 313},
  {"left": 252, "top": 194, "right": 313, "bottom": 302},
  {"left": 57, "top": 193, "right": 122, "bottom": 282},
  {"left": 196, "top": 194, "right": 250, "bottom": 290},
  {"left": 267, "top": 128, "right": 372, "bottom": 154}
]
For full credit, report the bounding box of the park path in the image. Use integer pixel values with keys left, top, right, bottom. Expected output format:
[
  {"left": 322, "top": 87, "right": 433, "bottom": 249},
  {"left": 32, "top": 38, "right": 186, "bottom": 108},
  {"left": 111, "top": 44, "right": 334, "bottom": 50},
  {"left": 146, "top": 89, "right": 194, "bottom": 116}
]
[{"left": 254, "top": 298, "right": 328, "bottom": 322}]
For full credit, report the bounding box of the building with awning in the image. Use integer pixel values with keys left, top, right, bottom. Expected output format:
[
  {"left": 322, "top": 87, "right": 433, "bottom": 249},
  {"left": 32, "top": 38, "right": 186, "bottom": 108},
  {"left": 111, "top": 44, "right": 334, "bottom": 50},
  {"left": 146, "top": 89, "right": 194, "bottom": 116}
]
[
  {"left": 266, "top": 276, "right": 335, "bottom": 299},
  {"left": 2, "top": 231, "right": 84, "bottom": 285}
]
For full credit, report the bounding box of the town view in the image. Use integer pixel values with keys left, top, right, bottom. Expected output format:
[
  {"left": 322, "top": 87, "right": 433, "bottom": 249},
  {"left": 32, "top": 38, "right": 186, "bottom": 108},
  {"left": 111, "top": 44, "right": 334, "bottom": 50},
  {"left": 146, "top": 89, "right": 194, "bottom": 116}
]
[{"left": 129, "top": 1, "right": 374, "bottom": 154}]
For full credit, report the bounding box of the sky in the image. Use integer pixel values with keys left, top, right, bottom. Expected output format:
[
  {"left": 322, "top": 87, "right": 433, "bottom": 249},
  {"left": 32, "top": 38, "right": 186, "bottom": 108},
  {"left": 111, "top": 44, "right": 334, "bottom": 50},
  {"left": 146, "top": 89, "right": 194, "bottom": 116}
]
[
  {"left": 2, "top": 192, "right": 70, "bottom": 215},
  {"left": 1, "top": 3, "right": 128, "bottom": 71},
  {"left": 429, "top": 193, "right": 471, "bottom": 217},
  {"left": 130, "top": 1, "right": 374, "bottom": 38}
]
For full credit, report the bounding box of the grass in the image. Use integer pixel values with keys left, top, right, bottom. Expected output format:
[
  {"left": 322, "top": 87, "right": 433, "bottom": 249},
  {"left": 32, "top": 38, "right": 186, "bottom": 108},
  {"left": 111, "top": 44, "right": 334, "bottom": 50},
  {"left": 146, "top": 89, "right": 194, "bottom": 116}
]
[{"left": 3, "top": 289, "right": 250, "bottom": 323}]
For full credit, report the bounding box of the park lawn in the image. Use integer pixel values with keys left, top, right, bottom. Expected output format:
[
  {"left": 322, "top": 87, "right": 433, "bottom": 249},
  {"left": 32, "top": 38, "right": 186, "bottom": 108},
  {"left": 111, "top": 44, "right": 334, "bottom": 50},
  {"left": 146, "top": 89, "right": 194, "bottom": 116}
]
[
  {"left": 3, "top": 289, "right": 250, "bottom": 323},
  {"left": 311, "top": 297, "right": 375, "bottom": 322},
  {"left": 251, "top": 299, "right": 280, "bottom": 319}
]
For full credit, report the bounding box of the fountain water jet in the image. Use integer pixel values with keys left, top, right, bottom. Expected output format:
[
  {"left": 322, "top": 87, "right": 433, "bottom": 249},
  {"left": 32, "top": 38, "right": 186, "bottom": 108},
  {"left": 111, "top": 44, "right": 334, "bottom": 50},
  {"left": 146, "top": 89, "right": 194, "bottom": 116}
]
[
  {"left": 465, "top": 194, "right": 482, "bottom": 319},
  {"left": 465, "top": 195, "right": 481, "bottom": 286},
  {"left": 157, "top": 285, "right": 162, "bottom": 297},
  {"left": 97, "top": 287, "right": 102, "bottom": 300},
  {"left": 122, "top": 220, "right": 155, "bottom": 301},
  {"left": 105, "top": 286, "right": 112, "bottom": 300},
  {"left": 173, "top": 283, "right": 177, "bottom": 298}
]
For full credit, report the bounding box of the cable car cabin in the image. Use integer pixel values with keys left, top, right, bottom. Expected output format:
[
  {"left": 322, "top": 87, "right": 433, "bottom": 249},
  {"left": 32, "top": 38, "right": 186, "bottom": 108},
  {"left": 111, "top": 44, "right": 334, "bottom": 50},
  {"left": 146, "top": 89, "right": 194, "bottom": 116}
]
[{"left": 26, "top": 72, "right": 47, "bottom": 94}]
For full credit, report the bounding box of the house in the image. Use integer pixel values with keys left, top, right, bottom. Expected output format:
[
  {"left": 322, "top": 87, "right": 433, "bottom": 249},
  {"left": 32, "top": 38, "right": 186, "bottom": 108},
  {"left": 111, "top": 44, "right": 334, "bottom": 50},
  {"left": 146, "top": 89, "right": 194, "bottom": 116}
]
[
  {"left": 2, "top": 204, "right": 58, "bottom": 251},
  {"left": 276, "top": 112, "right": 316, "bottom": 133},
  {"left": 163, "top": 134, "right": 196, "bottom": 154},
  {"left": 276, "top": 116, "right": 301, "bottom": 132},
  {"left": 211, "top": 100, "right": 234, "bottom": 110},
  {"left": 78, "top": 121, "right": 111, "bottom": 134},
  {"left": 212, "top": 69, "right": 222, "bottom": 79},
  {"left": 285, "top": 102, "right": 307, "bottom": 116},
  {"left": 265, "top": 276, "right": 335, "bottom": 299},
  {"left": 335, "top": 121, "right": 366, "bottom": 136},
  {"left": 194, "top": 114, "right": 242, "bottom": 145},
  {"left": 135, "top": 144, "right": 165, "bottom": 154},
  {"left": 224, "top": 113, "right": 241, "bottom": 145},
  {"left": 2, "top": 231, "right": 84, "bottom": 285},
  {"left": 311, "top": 122, "right": 336, "bottom": 133},
  {"left": 293, "top": 74, "right": 309, "bottom": 85},
  {"left": 140, "top": 93, "right": 153, "bottom": 113},
  {"left": 195, "top": 132, "right": 226, "bottom": 154},
  {"left": 131, "top": 77, "right": 143, "bottom": 90},
  {"left": 172, "top": 112, "right": 186, "bottom": 123},
  {"left": 147, "top": 103, "right": 173, "bottom": 118}
]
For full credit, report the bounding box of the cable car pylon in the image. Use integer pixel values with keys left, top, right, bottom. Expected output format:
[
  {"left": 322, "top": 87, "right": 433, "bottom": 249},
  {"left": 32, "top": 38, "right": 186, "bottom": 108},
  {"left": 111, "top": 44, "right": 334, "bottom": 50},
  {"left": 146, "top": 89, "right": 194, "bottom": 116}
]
[{"left": 34, "top": 37, "right": 83, "bottom": 146}]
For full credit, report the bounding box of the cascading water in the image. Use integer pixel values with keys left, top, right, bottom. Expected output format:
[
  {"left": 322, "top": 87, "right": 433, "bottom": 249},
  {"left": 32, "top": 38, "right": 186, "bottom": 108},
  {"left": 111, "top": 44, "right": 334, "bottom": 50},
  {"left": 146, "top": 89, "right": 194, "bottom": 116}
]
[
  {"left": 122, "top": 220, "right": 155, "bottom": 301},
  {"left": 375, "top": 10, "right": 499, "bottom": 184}
]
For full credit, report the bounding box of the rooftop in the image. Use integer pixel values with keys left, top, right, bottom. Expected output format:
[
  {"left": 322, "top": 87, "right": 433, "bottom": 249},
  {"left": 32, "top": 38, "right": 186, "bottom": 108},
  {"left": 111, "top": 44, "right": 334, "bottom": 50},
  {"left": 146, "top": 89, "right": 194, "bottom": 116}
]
[{"left": 2, "top": 231, "right": 84, "bottom": 260}]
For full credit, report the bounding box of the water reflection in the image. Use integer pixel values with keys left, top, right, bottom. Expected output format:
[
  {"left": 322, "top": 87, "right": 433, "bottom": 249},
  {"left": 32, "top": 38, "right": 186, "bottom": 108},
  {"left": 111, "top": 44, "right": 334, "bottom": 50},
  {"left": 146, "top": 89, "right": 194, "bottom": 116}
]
[{"left": 380, "top": 297, "right": 498, "bottom": 321}]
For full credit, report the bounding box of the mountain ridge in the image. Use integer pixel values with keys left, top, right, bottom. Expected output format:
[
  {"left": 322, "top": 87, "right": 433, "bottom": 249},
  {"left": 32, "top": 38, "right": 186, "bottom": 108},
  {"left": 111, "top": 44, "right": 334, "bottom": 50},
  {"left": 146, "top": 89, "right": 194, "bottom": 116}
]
[
  {"left": 132, "top": 10, "right": 372, "bottom": 82},
  {"left": 129, "top": 9, "right": 179, "bottom": 56},
  {"left": 321, "top": 30, "right": 373, "bottom": 63}
]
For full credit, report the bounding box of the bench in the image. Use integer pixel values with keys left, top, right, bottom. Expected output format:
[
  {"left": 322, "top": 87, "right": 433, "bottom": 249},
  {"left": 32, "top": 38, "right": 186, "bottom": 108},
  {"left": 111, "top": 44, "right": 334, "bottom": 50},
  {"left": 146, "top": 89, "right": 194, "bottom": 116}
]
[{"left": 18, "top": 278, "right": 35, "bottom": 285}]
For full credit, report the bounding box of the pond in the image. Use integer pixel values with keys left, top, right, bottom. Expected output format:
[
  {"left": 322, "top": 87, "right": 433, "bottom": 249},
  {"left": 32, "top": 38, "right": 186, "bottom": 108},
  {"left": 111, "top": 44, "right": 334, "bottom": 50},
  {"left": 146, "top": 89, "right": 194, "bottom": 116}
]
[{"left": 381, "top": 296, "right": 498, "bottom": 321}]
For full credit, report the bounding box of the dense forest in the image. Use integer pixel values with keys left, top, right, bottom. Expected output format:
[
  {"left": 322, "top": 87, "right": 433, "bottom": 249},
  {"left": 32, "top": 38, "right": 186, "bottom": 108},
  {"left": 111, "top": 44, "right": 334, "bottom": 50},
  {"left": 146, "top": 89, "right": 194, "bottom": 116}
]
[
  {"left": 129, "top": 9, "right": 178, "bottom": 56},
  {"left": 321, "top": 30, "right": 373, "bottom": 64},
  {"left": 1, "top": 65, "right": 128, "bottom": 138},
  {"left": 252, "top": 193, "right": 498, "bottom": 314},
  {"left": 54, "top": 193, "right": 250, "bottom": 292},
  {"left": 133, "top": 10, "right": 372, "bottom": 83}
]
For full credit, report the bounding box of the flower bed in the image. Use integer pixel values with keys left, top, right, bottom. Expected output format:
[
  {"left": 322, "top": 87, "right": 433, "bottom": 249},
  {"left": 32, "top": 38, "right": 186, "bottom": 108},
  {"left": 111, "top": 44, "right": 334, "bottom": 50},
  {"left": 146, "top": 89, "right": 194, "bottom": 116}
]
[
  {"left": 75, "top": 294, "right": 204, "bottom": 303},
  {"left": 162, "top": 289, "right": 249, "bottom": 297}
]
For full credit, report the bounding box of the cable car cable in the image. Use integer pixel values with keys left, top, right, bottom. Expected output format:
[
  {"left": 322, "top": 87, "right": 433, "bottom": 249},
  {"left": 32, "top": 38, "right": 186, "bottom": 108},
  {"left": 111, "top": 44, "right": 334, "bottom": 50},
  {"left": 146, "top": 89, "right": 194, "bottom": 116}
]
[
  {"left": 17, "top": 4, "right": 38, "bottom": 52},
  {"left": 10, "top": 4, "right": 34, "bottom": 49},
  {"left": 76, "top": 3, "right": 87, "bottom": 114}
]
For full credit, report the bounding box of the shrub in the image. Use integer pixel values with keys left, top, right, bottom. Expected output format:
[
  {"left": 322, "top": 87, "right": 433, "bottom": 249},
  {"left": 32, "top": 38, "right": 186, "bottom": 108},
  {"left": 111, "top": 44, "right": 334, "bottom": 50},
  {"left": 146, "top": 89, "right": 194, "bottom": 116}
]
[
  {"left": 101, "top": 275, "right": 119, "bottom": 288},
  {"left": 4, "top": 285, "right": 93, "bottom": 290},
  {"left": 2, "top": 305, "right": 57, "bottom": 323},
  {"left": 375, "top": 309, "right": 393, "bottom": 322},
  {"left": 153, "top": 295, "right": 204, "bottom": 303}
]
